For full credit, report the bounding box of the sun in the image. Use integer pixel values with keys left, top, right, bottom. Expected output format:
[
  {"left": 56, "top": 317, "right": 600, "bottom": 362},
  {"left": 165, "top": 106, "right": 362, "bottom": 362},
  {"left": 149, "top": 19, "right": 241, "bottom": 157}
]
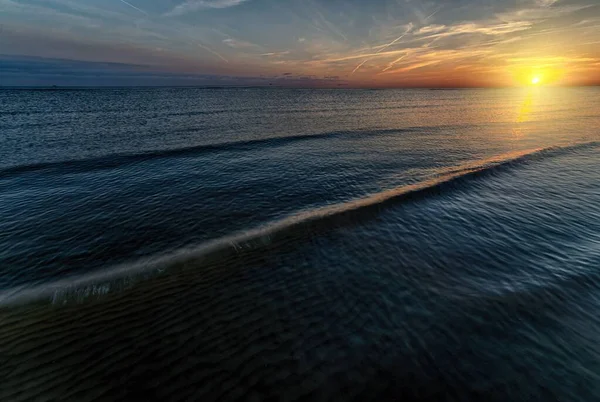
[{"left": 513, "top": 66, "right": 563, "bottom": 87}]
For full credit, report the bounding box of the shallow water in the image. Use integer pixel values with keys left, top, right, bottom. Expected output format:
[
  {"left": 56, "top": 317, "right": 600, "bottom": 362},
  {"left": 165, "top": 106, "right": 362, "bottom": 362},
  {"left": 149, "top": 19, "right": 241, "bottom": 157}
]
[{"left": 0, "top": 87, "right": 599, "bottom": 400}]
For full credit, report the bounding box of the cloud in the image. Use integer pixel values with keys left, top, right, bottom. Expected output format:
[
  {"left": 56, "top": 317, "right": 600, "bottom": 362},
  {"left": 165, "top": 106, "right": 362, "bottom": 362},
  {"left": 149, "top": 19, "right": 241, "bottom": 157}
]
[
  {"left": 535, "top": 0, "right": 559, "bottom": 6},
  {"left": 379, "top": 47, "right": 493, "bottom": 76},
  {"left": 261, "top": 51, "right": 291, "bottom": 57},
  {"left": 380, "top": 60, "right": 441, "bottom": 75},
  {"left": 417, "top": 21, "right": 533, "bottom": 39},
  {"left": 166, "top": 0, "right": 250, "bottom": 16},
  {"left": 497, "top": 4, "right": 592, "bottom": 22},
  {"left": 417, "top": 25, "right": 447, "bottom": 35},
  {"left": 507, "top": 56, "right": 598, "bottom": 64},
  {"left": 222, "top": 38, "right": 260, "bottom": 49}
]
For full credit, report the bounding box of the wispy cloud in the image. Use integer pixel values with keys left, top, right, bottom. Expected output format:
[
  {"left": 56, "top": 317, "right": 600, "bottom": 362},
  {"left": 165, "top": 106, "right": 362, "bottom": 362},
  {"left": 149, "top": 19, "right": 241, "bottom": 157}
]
[
  {"left": 222, "top": 38, "right": 260, "bottom": 49},
  {"left": 166, "top": 0, "right": 250, "bottom": 17},
  {"left": 318, "top": 49, "right": 411, "bottom": 64},
  {"left": 380, "top": 60, "right": 441, "bottom": 75},
  {"left": 261, "top": 51, "right": 291, "bottom": 57},
  {"left": 497, "top": 4, "right": 592, "bottom": 22},
  {"left": 417, "top": 25, "right": 446, "bottom": 35},
  {"left": 507, "top": 56, "right": 598, "bottom": 64},
  {"left": 417, "top": 21, "right": 533, "bottom": 40},
  {"left": 535, "top": 0, "right": 559, "bottom": 6}
]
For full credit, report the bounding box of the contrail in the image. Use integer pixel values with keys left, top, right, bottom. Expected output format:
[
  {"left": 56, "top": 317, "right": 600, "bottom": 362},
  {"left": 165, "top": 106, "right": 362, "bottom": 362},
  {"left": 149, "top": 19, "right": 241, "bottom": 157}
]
[
  {"left": 379, "top": 35, "right": 440, "bottom": 73},
  {"left": 423, "top": 7, "right": 440, "bottom": 23},
  {"left": 198, "top": 43, "right": 229, "bottom": 63},
  {"left": 351, "top": 5, "right": 442, "bottom": 75},
  {"left": 381, "top": 54, "right": 408, "bottom": 72},
  {"left": 351, "top": 27, "right": 411, "bottom": 75},
  {"left": 117, "top": 0, "right": 148, "bottom": 15},
  {"left": 169, "top": 26, "right": 230, "bottom": 63},
  {"left": 351, "top": 59, "right": 370, "bottom": 75},
  {"left": 375, "top": 30, "right": 410, "bottom": 55}
]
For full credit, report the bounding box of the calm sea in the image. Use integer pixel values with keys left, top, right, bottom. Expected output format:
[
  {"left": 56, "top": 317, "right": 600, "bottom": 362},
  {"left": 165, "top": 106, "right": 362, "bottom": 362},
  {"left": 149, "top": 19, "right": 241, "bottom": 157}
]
[{"left": 1, "top": 87, "right": 599, "bottom": 401}]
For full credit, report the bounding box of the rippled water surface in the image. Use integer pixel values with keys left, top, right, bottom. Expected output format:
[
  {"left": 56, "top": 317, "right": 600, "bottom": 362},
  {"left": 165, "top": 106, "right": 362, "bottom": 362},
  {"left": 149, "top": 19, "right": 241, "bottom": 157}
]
[{"left": 0, "top": 87, "right": 599, "bottom": 401}]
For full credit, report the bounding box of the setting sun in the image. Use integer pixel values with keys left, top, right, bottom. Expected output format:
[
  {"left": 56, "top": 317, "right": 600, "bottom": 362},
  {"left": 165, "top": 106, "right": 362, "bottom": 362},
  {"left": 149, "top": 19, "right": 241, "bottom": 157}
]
[{"left": 531, "top": 76, "right": 541, "bottom": 85}]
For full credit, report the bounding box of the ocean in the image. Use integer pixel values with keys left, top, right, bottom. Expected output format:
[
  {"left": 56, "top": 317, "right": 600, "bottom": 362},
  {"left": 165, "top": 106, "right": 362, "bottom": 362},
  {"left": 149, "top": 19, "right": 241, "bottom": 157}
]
[{"left": 1, "top": 87, "right": 599, "bottom": 401}]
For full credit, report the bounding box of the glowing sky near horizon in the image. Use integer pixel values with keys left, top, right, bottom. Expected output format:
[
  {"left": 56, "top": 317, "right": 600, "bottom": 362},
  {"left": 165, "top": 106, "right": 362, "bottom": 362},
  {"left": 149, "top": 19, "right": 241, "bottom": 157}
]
[{"left": 1, "top": 0, "right": 599, "bottom": 86}]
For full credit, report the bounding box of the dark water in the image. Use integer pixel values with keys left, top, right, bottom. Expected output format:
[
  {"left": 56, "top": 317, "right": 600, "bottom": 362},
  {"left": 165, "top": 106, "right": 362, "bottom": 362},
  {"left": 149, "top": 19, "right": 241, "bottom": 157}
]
[{"left": 1, "top": 87, "right": 599, "bottom": 401}]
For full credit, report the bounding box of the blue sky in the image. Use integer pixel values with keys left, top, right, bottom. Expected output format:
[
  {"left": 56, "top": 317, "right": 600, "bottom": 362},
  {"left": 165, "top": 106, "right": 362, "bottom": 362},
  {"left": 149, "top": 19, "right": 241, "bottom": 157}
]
[{"left": 1, "top": 0, "right": 599, "bottom": 86}]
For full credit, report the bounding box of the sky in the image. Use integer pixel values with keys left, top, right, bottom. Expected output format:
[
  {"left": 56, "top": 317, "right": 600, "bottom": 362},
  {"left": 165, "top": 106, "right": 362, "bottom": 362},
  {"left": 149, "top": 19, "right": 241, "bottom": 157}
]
[{"left": 1, "top": 0, "right": 599, "bottom": 87}]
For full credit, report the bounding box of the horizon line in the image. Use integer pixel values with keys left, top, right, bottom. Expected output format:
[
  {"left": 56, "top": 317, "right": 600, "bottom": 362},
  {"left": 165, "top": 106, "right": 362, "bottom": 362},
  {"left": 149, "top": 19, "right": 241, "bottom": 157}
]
[{"left": 1, "top": 83, "right": 599, "bottom": 90}]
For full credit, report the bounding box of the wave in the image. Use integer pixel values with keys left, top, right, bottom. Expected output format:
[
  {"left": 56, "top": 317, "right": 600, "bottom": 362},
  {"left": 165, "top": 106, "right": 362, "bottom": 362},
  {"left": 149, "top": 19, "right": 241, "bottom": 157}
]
[
  {"left": 1, "top": 141, "right": 597, "bottom": 306},
  {"left": 0, "top": 128, "right": 416, "bottom": 178},
  {"left": 0, "top": 104, "right": 440, "bottom": 119}
]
